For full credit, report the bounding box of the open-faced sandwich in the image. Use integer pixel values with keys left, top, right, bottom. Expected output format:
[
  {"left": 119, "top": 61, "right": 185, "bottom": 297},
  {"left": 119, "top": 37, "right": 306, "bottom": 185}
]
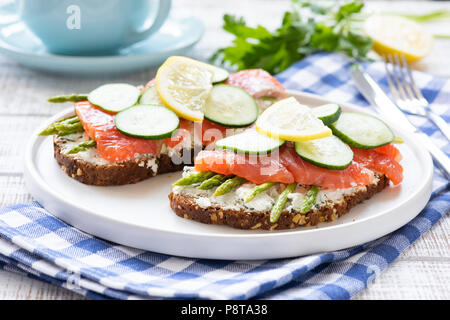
[
  {"left": 38, "top": 55, "right": 404, "bottom": 232},
  {"left": 169, "top": 97, "right": 404, "bottom": 230},
  {"left": 39, "top": 56, "right": 288, "bottom": 185}
]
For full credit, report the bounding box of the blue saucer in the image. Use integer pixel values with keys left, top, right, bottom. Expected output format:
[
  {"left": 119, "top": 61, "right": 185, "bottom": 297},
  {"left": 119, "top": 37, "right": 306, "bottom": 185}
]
[{"left": 0, "top": 15, "right": 204, "bottom": 76}]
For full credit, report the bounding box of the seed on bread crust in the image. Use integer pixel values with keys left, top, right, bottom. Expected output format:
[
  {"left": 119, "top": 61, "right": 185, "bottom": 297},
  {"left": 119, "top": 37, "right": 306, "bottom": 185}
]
[{"left": 168, "top": 174, "right": 390, "bottom": 230}]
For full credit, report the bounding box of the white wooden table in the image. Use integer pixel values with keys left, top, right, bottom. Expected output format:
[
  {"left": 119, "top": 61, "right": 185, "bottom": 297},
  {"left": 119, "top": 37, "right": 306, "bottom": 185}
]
[{"left": 0, "top": 0, "right": 449, "bottom": 300}]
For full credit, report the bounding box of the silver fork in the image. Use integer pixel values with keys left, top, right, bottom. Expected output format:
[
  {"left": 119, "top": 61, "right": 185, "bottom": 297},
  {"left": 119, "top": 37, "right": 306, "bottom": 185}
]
[{"left": 384, "top": 54, "right": 450, "bottom": 141}]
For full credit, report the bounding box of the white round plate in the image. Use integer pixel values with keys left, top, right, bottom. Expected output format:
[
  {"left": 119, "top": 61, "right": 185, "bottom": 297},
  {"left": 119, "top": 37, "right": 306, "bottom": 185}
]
[
  {"left": 24, "top": 91, "right": 433, "bottom": 260},
  {"left": 0, "top": 13, "right": 203, "bottom": 76}
]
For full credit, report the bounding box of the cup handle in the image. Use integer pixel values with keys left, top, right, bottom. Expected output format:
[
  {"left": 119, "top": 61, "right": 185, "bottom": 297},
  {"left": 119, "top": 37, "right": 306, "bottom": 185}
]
[{"left": 124, "top": 0, "right": 172, "bottom": 46}]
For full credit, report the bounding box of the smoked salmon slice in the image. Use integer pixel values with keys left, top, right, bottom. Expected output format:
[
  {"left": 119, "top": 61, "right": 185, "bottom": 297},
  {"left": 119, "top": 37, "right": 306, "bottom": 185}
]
[
  {"left": 351, "top": 147, "right": 403, "bottom": 185},
  {"left": 164, "top": 119, "right": 194, "bottom": 149},
  {"left": 194, "top": 144, "right": 403, "bottom": 188},
  {"left": 225, "top": 69, "right": 288, "bottom": 99},
  {"left": 75, "top": 101, "right": 162, "bottom": 162},
  {"left": 372, "top": 144, "right": 403, "bottom": 162},
  {"left": 279, "top": 145, "right": 374, "bottom": 189},
  {"left": 201, "top": 119, "right": 229, "bottom": 147},
  {"left": 194, "top": 150, "right": 295, "bottom": 185},
  {"left": 194, "top": 145, "right": 376, "bottom": 189}
]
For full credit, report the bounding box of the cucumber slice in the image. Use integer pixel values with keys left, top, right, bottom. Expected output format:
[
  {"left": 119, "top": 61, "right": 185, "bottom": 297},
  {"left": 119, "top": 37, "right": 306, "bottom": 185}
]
[
  {"left": 204, "top": 84, "right": 258, "bottom": 128},
  {"left": 114, "top": 104, "right": 179, "bottom": 140},
  {"left": 295, "top": 135, "right": 353, "bottom": 170},
  {"left": 88, "top": 83, "right": 140, "bottom": 113},
  {"left": 215, "top": 130, "right": 285, "bottom": 155},
  {"left": 329, "top": 112, "right": 394, "bottom": 149},
  {"left": 312, "top": 104, "right": 341, "bottom": 125},
  {"left": 212, "top": 67, "right": 229, "bottom": 83},
  {"left": 139, "top": 85, "right": 163, "bottom": 105}
]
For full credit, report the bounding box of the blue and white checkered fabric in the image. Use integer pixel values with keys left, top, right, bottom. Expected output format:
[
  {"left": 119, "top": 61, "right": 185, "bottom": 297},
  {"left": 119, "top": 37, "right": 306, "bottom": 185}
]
[{"left": 0, "top": 52, "right": 448, "bottom": 300}]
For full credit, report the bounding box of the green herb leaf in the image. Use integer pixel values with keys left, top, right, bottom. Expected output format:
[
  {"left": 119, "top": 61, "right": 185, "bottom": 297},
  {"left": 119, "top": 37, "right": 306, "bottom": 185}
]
[
  {"left": 211, "top": 0, "right": 372, "bottom": 74},
  {"left": 335, "top": 1, "right": 364, "bottom": 21}
]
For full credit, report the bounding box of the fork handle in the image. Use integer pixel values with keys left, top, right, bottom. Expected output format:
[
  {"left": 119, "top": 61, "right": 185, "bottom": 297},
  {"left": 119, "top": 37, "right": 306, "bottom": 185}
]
[
  {"left": 427, "top": 110, "right": 450, "bottom": 141},
  {"left": 416, "top": 132, "right": 450, "bottom": 180}
]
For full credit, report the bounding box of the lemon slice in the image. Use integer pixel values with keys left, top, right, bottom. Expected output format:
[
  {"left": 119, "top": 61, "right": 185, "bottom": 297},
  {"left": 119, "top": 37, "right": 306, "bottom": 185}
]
[
  {"left": 256, "top": 97, "right": 332, "bottom": 142},
  {"left": 166, "top": 56, "right": 229, "bottom": 83},
  {"left": 156, "top": 56, "right": 215, "bottom": 121},
  {"left": 364, "top": 14, "right": 433, "bottom": 62}
]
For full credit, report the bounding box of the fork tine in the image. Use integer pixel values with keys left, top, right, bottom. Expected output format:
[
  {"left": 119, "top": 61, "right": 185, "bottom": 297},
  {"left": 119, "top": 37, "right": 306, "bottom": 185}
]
[
  {"left": 383, "top": 55, "right": 401, "bottom": 102},
  {"left": 401, "top": 54, "right": 428, "bottom": 105},
  {"left": 394, "top": 54, "right": 416, "bottom": 101},
  {"left": 388, "top": 54, "right": 409, "bottom": 102}
]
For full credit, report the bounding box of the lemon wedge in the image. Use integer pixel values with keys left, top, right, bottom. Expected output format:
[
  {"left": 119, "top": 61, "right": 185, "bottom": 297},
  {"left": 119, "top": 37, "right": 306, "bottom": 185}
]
[
  {"left": 255, "top": 97, "right": 332, "bottom": 142},
  {"left": 364, "top": 14, "right": 433, "bottom": 62},
  {"left": 156, "top": 56, "right": 229, "bottom": 121}
]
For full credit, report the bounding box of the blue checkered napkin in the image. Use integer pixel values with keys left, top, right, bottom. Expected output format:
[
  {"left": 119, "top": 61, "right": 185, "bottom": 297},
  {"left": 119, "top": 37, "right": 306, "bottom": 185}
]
[{"left": 0, "top": 53, "right": 449, "bottom": 300}]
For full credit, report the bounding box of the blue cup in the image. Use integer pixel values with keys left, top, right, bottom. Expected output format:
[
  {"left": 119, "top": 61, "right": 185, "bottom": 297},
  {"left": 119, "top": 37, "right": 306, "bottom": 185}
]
[{"left": 15, "top": 0, "right": 172, "bottom": 55}]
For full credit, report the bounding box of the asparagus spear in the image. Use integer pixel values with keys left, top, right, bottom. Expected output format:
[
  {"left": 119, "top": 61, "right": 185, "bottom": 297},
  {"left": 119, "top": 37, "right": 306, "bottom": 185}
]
[
  {"left": 48, "top": 94, "right": 89, "bottom": 103},
  {"left": 173, "top": 171, "right": 216, "bottom": 186},
  {"left": 58, "top": 115, "right": 80, "bottom": 124},
  {"left": 53, "top": 121, "right": 84, "bottom": 136},
  {"left": 300, "top": 186, "right": 320, "bottom": 214},
  {"left": 67, "top": 139, "right": 96, "bottom": 154},
  {"left": 213, "top": 176, "right": 246, "bottom": 197},
  {"left": 39, "top": 116, "right": 83, "bottom": 136},
  {"left": 270, "top": 183, "right": 297, "bottom": 223},
  {"left": 244, "top": 182, "right": 277, "bottom": 203},
  {"left": 39, "top": 125, "right": 59, "bottom": 136},
  {"left": 198, "top": 174, "right": 233, "bottom": 190},
  {"left": 39, "top": 115, "right": 78, "bottom": 135}
]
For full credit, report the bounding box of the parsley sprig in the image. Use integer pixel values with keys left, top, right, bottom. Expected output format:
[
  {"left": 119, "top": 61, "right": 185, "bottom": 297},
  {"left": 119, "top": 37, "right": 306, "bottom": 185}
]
[{"left": 210, "top": 0, "right": 373, "bottom": 74}]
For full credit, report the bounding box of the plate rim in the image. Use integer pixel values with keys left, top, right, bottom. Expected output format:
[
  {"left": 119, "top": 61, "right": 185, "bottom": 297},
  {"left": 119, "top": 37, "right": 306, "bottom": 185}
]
[{"left": 24, "top": 90, "right": 434, "bottom": 245}]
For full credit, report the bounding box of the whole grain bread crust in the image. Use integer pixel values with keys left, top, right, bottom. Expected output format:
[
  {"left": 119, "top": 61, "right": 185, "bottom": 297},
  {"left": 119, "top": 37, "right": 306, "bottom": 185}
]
[
  {"left": 168, "top": 174, "right": 390, "bottom": 230},
  {"left": 54, "top": 137, "right": 193, "bottom": 186}
]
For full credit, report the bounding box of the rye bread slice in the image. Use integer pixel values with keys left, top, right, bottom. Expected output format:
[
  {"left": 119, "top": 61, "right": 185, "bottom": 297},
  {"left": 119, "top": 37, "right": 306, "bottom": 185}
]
[
  {"left": 53, "top": 134, "right": 194, "bottom": 186},
  {"left": 168, "top": 173, "right": 390, "bottom": 230}
]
